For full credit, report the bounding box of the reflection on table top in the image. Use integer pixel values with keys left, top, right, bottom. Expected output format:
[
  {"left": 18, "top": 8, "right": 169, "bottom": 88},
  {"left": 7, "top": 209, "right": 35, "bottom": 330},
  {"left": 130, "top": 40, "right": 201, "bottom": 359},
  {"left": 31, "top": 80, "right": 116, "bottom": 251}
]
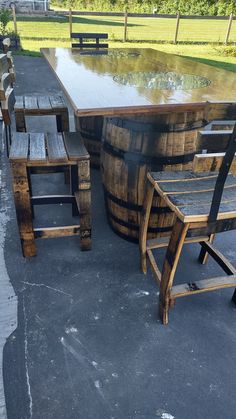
[{"left": 41, "top": 47, "right": 236, "bottom": 116}]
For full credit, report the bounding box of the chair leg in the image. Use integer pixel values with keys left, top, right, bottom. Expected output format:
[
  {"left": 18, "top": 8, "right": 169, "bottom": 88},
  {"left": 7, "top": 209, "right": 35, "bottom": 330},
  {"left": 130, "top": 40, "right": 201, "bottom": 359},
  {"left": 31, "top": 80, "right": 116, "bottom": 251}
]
[
  {"left": 232, "top": 289, "right": 236, "bottom": 304},
  {"left": 159, "top": 219, "right": 189, "bottom": 325},
  {"left": 11, "top": 162, "right": 36, "bottom": 257},
  {"left": 139, "top": 180, "right": 154, "bottom": 274},
  {"left": 15, "top": 112, "right": 26, "bottom": 132},
  {"left": 78, "top": 160, "right": 91, "bottom": 251},
  {"left": 198, "top": 234, "right": 215, "bottom": 264}
]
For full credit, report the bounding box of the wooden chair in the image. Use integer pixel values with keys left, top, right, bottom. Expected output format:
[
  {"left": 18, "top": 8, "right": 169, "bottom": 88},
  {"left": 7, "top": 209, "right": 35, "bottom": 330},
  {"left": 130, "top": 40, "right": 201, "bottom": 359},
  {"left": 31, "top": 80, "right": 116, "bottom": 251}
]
[
  {"left": 71, "top": 32, "right": 108, "bottom": 50},
  {"left": 1, "top": 78, "right": 91, "bottom": 256},
  {"left": 139, "top": 124, "right": 236, "bottom": 325}
]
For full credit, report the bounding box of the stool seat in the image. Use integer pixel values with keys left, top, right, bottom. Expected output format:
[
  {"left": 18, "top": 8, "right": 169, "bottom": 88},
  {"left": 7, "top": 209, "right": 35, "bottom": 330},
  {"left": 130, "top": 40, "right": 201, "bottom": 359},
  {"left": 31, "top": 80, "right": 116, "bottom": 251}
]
[
  {"left": 14, "top": 94, "right": 69, "bottom": 132},
  {"left": 9, "top": 131, "right": 89, "bottom": 164},
  {"left": 149, "top": 171, "right": 236, "bottom": 222},
  {"left": 9, "top": 131, "right": 91, "bottom": 257}
]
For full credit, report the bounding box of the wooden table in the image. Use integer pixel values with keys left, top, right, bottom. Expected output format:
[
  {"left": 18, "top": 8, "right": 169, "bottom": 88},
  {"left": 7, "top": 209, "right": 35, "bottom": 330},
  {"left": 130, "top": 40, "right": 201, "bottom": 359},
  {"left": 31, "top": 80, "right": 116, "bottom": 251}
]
[{"left": 41, "top": 47, "right": 236, "bottom": 241}]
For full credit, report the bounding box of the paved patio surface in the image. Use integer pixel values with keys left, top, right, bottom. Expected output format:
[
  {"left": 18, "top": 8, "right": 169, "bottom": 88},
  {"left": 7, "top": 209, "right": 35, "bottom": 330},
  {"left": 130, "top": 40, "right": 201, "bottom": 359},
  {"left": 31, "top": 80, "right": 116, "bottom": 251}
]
[{"left": 1, "top": 55, "right": 236, "bottom": 419}]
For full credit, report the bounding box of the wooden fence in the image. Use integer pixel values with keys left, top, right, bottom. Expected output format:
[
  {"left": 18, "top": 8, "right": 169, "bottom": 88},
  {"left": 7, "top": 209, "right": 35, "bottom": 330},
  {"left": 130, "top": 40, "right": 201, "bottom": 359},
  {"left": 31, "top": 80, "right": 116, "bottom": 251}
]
[{"left": 10, "top": 7, "right": 236, "bottom": 45}]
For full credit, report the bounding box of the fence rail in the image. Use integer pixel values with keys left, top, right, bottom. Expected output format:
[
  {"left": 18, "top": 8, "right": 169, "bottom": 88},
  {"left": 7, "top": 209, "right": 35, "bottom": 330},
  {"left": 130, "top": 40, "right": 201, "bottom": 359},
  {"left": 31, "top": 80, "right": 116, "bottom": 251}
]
[{"left": 8, "top": 8, "right": 236, "bottom": 46}]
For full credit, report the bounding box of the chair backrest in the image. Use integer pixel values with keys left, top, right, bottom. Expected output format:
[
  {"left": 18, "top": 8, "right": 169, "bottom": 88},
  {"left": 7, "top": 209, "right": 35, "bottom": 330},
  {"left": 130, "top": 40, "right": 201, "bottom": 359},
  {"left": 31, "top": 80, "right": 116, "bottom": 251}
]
[
  {"left": 0, "top": 54, "right": 9, "bottom": 78},
  {"left": 71, "top": 32, "right": 108, "bottom": 49},
  {"left": 193, "top": 122, "right": 236, "bottom": 224},
  {"left": 1, "top": 86, "right": 16, "bottom": 125},
  {"left": 208, "top": 123, "right": 236, "bottom": 222}
]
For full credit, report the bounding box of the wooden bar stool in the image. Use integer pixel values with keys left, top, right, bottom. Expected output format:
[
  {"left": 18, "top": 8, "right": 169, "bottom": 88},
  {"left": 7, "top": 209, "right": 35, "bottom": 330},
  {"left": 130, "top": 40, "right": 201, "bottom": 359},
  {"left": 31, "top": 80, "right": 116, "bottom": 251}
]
[
  {"left": 14, "top": 94, "right": 69, "bottom": 133},
  {"left": 0, "top": 52, "right": 69, "bottom": 133},
  {"left": 9, "top": 129, "right": 91, "bottom": 257},
  {"left": 1, "top": 77, "right": 91, "bottom": 256},
  {"left": 140, "top": 124, "right": 236, "bottom": 325}
]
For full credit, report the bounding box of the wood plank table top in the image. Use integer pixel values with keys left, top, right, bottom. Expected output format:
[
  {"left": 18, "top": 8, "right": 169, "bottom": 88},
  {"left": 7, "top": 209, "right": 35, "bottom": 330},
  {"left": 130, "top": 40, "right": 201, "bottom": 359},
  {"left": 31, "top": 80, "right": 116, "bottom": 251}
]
[{"left": 41, "top": 47, "right": 236, "bottom": 117}]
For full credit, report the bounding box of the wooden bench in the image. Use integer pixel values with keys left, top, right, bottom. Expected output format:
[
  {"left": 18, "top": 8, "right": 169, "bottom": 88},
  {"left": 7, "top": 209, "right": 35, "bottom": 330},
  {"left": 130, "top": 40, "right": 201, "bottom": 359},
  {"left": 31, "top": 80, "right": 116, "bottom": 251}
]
[
  {"left": 140, "top": 124, "right": 236, "bottom": 325},
  {"left": 71, "top": 32, "right": 108, "bottom": 49},
  {"left": 9, "top": 130, "right": 91, "bottom": 257}
]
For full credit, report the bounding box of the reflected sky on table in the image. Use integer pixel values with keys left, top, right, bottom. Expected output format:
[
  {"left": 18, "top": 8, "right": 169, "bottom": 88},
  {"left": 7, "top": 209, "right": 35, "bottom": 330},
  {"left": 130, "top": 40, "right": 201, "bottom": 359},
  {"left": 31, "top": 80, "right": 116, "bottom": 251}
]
[{"left": 41, "top": 48, "right": 236, "bottom": 115}]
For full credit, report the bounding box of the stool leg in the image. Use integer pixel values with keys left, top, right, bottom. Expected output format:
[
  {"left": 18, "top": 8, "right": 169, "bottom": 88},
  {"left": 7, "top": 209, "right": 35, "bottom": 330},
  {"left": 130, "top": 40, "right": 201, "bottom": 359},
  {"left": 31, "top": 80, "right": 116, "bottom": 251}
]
[
  {"left": 56, "top": 109, "right": 69, "bottom": 132},
  {"left": 78, "top": 160, "right": 91, "bottom": 250},
  {"left": 11, "top": 162, "right": 36, "bottom": 257},
  {"left": 139, "top": 180, "right": 154, "bottom": 274},
  {"left": 71, "top": 165, "right": 79, "bottom": 217},
  {"left": 27, "top": 167, "right": 35, "bottom": 219},
  {"left": 159, "top": 219, "right": 189, "bottom": 325},
  {"left": 15, "top": 112, "right": 26, "bottom": 132},
  {"left": 198, "top": 234, "right": 215, "bottom": 264},
  {"left": 232, "top": 289, "right": 236, "bottom": 304}
]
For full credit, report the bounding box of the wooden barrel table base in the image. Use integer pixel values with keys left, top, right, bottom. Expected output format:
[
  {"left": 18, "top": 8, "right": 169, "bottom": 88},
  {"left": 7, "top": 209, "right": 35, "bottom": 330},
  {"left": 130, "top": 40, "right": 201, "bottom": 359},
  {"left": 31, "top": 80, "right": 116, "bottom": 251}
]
[
  {"left": 75, "top": 115, "right": 103, "bottom": 168},
  {"left": 101, "top": 108, "right": 209, "bottom": 242}
]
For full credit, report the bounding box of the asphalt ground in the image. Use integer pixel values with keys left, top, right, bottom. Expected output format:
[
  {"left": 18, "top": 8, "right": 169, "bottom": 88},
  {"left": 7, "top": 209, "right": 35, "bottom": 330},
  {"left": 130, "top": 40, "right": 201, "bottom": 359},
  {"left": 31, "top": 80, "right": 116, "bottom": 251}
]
[{"left": 0, "top": 55, "right": 236, "bottom": 419}]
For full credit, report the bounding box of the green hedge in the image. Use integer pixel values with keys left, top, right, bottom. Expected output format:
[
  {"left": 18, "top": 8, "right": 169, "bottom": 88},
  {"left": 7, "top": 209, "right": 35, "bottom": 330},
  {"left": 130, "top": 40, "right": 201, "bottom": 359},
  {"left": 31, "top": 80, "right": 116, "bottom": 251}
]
[{"left": 52, "top": 0, "right": 236, "bottom": 15}]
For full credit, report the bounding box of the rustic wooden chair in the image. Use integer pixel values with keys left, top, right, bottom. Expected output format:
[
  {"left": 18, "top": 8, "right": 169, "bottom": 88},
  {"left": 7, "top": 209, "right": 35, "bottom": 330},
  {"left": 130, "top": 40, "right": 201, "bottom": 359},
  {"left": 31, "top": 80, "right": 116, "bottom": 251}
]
[
  {"left": 139, "top": 123, "right": 236, "bottom": 325},
  {"left": 0, "top": 52, "right": 70, "bottom": 133},
  {"left": 71, "top": 32, "right": 108, "bottom": 50},
  {"left": 1, "top": 77, "right": 91, "bottom": 256}
]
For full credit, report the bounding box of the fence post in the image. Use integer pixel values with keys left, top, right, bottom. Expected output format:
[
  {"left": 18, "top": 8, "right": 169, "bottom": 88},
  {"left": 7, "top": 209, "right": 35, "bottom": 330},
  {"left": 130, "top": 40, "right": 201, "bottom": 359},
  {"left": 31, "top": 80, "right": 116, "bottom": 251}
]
[
  {"left": 225, "top": 12, "right": 233, "bottom": 45},
  {"left": 11, "top": 4, "right": 18, "bottom": 35},
  {"left": 69, "top": 9, "right": 72, "bottom": 37},
  {"left": 123, "top": 8, "right": 128, "bottom": 42},
  {"left": 174, "top": 12, "right": 180, "bottom": 44}
]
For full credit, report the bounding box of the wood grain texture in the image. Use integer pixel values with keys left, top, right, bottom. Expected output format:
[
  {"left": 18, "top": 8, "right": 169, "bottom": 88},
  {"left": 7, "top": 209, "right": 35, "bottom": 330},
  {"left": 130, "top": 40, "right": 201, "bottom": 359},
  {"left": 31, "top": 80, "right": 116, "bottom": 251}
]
[
  {"left": 101, "top": 110, "right": 208, "bottom": 241},
  {"left": 46, "top": 133, "right": 68, "bottom": 163}
]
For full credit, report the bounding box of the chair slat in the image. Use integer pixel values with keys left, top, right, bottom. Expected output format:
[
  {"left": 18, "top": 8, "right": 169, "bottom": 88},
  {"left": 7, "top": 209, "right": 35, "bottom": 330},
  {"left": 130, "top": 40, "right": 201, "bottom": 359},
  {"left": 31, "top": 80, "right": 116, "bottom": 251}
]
[
  {"left": 37, "top": 96, "right": 51, "bottom": 110},
  {"left": 157, "top": 173, "right": 236, "bottom": 194},
  {"left": 193, "top": 153, "right": 236, "bottom": 175},
  {"left": 197, "top": 130, "right": 231, "bottom": 152},
  {"left": 71, "top": 43, "right": 109, "bottom": 49},
  {"left": 46, "top": 133, "right": 68, "bottom": 163},
  {"left": 169, "top": 185, "right": 236, "bottom": 208},
  {"left": 63, "top": 132, "right": 89, "bottom": 161},
  {"left": 24, "top": 96, "right": 38, "bottom": 110},
  {"left": 29, "top": 133, "right": 46, "bottom": 163},
  {"left": 71, "top": 32, "right": 108, "bottom": 39},
  {"left": 0, "top": 73, "right": 12, "bottom": 100},
  {"left": 9, "top": 133, "right": 29, "bottom": 161},
  {"left": 14, "top": 95, "right": 24, "bottom": 110},
  {"left": 1, "top": 87, "right": 16, "bottom": 125},
  {"left": 0, "top": 54, "right": 9, "bottom": 77},
  {"left": 49, "top": 95, "right": 66, "bottom": 109}
]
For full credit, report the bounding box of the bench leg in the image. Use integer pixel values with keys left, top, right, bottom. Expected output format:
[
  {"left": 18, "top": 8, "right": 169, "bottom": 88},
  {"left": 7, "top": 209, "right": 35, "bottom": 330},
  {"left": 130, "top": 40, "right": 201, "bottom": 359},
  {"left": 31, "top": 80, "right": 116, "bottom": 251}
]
[
  {"left": 139, "top": 180, "right": 154, "bottom": 274},
  {"left": 15, "top": 112, "right": 26, "bottom": 132},
  {"left": 56, "top": 109, "right": 69, "bottom": 132},
  {"left": 11, "top": 162, "right": 36, "bottom": 257},
  {"left": 78, "top": 160, "right": 91, "bottom": 251},
  {"left": 159, "top": 219, "right": 189, "bottom": 325}
]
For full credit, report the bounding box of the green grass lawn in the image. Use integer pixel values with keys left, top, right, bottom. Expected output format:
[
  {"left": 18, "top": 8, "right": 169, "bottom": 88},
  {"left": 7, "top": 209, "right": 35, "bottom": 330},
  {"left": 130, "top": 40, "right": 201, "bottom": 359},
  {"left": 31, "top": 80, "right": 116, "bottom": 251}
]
[{"left": 9, "top": 14, "right": 236, "bottom": 73}]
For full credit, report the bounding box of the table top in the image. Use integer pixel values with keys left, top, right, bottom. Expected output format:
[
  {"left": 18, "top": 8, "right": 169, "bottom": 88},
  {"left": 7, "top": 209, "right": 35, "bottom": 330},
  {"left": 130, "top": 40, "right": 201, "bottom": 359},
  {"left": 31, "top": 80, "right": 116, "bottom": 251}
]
[{"left": 41, "top": 47, "right": 236, "bottom": 117}]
